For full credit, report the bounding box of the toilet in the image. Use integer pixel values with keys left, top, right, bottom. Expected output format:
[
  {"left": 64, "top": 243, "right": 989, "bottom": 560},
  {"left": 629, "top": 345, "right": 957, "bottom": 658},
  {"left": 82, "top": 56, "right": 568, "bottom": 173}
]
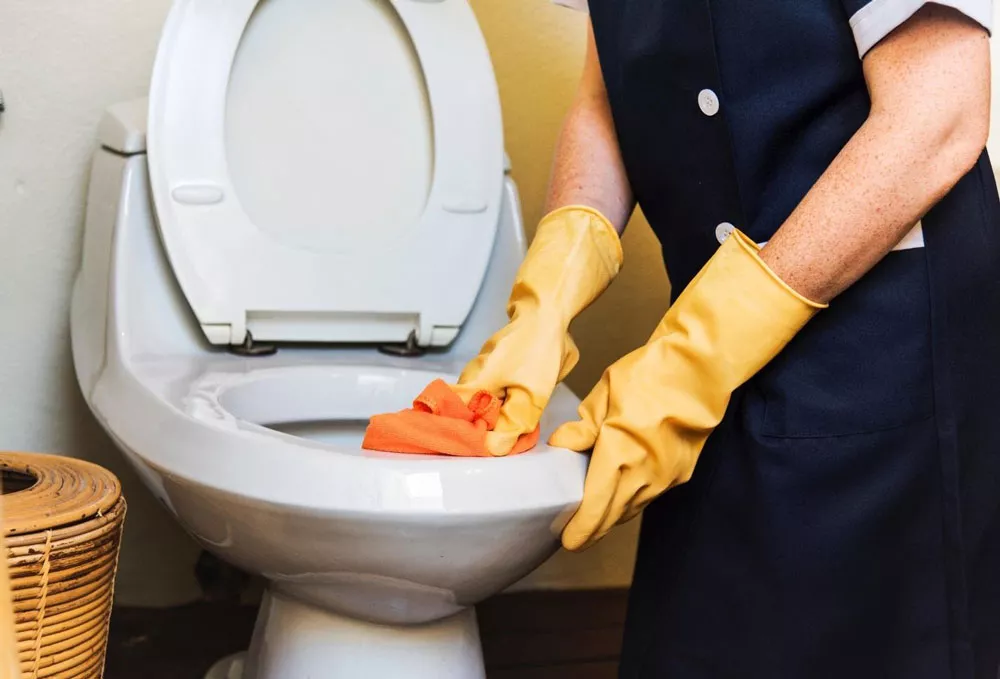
[{"left": 69, "top": 0, "right": 588, "bottom": 676}]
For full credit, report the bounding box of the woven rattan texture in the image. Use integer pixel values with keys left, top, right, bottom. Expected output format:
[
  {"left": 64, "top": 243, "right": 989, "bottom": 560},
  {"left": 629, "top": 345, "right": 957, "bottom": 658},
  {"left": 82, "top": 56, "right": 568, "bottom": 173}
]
[{"left": 1, "top": 453, "right": 125, "bottom": 678}]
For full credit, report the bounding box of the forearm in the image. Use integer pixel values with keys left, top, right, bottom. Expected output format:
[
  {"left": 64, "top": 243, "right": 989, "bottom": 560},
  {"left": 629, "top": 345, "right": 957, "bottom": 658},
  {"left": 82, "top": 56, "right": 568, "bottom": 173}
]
[
  {"left": 759, "top": 6, "right": 989, "bottom": 304},
  {"left": 759, "top": 106, "right": 982, "bottom": 302},
  {"left": 546, "top": 25, "right": 634, "bottom": 233}
]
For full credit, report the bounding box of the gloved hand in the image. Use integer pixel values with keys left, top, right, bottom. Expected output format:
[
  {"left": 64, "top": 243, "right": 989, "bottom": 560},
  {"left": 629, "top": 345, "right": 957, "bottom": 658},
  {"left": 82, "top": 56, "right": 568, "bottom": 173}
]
[
  {"left": 455, "top": 206, "right": 623, "bottom": 456},
  {"left": 551, "top": 229, "right": 825, "bottom": 551}
]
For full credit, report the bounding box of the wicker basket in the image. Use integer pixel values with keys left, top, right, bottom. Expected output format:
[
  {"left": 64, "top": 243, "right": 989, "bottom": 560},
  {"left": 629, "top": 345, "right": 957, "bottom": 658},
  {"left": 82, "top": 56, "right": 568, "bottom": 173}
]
[{"left": 0, "top": 452, "right": 125, "bottom": 679}]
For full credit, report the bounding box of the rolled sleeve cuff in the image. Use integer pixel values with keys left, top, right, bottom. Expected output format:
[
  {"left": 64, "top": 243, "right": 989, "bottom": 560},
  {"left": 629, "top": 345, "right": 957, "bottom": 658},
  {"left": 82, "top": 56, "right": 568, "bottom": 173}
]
[
  {"left": 849, "top": 0, "right": 993, "bottom": 57},
  {"left": 552, "top": 0, "right": 588, "bottom": 11}
]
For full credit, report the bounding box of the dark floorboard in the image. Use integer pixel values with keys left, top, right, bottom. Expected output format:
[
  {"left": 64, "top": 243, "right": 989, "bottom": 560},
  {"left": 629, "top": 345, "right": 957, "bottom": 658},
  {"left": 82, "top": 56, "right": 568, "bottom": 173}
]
[{"left": 103, "top": 589, "right": 628, "bottom": 678}]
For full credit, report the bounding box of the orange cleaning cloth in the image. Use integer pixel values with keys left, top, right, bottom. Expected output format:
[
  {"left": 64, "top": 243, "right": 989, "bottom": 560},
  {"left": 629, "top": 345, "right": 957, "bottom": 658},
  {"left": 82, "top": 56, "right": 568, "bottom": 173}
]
[{"left": 362, "top": 379, "right": 540, "bottom": 456}]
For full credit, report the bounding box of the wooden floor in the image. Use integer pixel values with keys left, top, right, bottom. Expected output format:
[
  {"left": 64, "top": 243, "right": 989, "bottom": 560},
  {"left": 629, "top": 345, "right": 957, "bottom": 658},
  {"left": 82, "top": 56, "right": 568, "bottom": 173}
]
[{"left": 103, "top": 590, "right": 629, "bottom": 679}]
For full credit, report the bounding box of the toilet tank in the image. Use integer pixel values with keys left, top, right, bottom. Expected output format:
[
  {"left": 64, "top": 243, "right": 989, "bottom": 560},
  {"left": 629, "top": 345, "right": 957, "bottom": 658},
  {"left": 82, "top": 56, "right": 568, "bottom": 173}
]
[{"left": 72, "top": 99, "right": 526, "bottom": 397}]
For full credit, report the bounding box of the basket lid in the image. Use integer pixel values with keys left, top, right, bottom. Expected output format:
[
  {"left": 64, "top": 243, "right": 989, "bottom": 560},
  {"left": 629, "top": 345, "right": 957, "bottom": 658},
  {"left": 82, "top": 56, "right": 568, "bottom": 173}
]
[{"left": 0, "top": 452, "right": 122, "bottom": 536}]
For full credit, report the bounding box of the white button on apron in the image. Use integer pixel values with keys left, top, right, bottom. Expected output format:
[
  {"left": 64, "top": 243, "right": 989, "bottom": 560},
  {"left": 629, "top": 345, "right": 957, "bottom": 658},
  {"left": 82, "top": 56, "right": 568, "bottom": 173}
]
[
  {"left": 715, "top": 222, "right": 735, "bottom": 244},
  {"left": 698, "top": 89, "right": 720, "bottom": 117}
]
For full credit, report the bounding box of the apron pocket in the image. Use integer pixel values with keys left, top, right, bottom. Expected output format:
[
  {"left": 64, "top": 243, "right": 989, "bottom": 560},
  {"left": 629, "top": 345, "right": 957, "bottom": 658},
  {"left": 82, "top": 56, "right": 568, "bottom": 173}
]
[{"left": 756, "top": 250, "right": 934, "bottom": 439}]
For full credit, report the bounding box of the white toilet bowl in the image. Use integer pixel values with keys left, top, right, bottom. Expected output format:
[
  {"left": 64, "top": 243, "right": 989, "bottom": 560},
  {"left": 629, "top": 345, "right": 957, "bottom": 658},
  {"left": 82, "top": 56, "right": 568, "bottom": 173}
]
[
  {"left": 71, "top": 0, "right": 590, "bottom": 671},
  {"left": 151, "top": 361, "right": 587, "bottom": 621},
  {"left": 99, "top": 353, "right": 584, "bottom": 676}
]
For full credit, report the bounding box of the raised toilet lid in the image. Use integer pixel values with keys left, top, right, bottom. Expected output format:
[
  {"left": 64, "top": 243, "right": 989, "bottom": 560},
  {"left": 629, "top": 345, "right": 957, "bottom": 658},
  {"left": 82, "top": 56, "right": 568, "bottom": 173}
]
[{"left": 147, "top": 0, "right": 504, "bottom": 348}]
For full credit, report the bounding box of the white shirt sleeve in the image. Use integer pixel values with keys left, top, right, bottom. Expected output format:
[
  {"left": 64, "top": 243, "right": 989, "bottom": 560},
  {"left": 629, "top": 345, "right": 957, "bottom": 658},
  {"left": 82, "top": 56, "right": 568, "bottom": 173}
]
[
  {"left": 847, "top": 0, "right": 992, "bottom": 57},
  {"left": 551, "top": 0, "right": 588, "bottom": 12}
]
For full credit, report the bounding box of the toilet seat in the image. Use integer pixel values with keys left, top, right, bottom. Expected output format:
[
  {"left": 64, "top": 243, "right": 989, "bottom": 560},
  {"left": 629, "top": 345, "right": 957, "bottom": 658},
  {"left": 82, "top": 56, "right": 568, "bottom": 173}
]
[{"left": 147, "top": 0, "right": 504, "bottom": 349}]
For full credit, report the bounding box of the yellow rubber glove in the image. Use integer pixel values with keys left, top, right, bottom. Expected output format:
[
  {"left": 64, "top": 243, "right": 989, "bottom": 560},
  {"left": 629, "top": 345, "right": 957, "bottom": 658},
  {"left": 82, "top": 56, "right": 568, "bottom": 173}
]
[
  {"left": 455, "top": 206, "right": 623, "bottom": 456},
  {"left": 551, "top": 229, "right": 826, "bottom": 551}
]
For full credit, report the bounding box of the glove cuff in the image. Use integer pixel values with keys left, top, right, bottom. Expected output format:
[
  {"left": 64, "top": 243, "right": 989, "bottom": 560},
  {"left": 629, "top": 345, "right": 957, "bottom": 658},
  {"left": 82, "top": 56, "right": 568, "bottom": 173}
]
[
  {"left": 657, "top": 228, "right": 825, "bottom": 393},
  {"left": 508, "top": 206, "right": 624, "bottom": 325},
  {"left": 539, "top": 205, "right": 625, "bottom": 274},
  {"left": 728, "top": 230, "right": 827, "bottom": 310}
]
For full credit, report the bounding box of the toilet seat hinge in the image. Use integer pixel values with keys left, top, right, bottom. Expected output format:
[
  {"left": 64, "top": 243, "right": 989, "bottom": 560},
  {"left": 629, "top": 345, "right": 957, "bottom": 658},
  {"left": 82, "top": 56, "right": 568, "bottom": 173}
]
[
  {"left": 229, "top": 331, "right": 277, "bottom": 357},
  {"left": 379, "top": 330, "right": 425, "bottom": 358}
]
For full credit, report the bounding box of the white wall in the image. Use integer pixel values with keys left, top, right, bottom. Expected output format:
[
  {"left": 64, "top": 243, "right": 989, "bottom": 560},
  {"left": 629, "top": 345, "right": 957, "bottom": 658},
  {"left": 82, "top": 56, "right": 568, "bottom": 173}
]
[
  {"left": 0, "top": 0, "right": 202, "bottom": 605},
  {"left": 2, "top": 0, "right": 998, "bottom": 607}
]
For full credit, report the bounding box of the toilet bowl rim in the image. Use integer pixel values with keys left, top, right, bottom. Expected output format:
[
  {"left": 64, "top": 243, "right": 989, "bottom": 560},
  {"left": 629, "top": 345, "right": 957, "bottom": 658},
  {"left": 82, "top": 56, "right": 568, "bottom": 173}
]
[{"left": 91, "top": 354, "right": 589, "bottom": 516}]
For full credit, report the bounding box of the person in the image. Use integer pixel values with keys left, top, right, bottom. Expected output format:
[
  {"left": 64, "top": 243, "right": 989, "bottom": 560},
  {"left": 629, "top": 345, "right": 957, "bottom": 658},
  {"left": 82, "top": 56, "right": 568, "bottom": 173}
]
[{"left": 455, "top": 1, "right": 1000, "bottom": 676}]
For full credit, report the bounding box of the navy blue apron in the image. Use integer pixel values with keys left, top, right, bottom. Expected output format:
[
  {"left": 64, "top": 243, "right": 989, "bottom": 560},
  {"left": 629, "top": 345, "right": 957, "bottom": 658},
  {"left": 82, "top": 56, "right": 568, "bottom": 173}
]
[{"left": 584, "top": 1, "right": 1000, "bottom": 676}]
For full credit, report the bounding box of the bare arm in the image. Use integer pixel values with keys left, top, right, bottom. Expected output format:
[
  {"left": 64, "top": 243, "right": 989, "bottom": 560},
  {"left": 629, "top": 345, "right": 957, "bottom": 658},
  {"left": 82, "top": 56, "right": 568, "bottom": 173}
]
[
  {"left": 760, "top": 5, "right": 991, "bottom": 303},
  {"left": 546, "top": 22, "right": 635, "bottom": 233}
]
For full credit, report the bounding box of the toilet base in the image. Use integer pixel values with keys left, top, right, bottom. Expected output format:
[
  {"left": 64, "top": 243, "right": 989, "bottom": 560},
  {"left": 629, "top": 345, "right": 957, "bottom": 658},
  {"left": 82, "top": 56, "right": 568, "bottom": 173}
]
[
  {"left": 205, "top": 653, "right": 246, "bottom": 679},
  {"left": 217, "top": 589, "right": 486, "bottom": 679}
]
